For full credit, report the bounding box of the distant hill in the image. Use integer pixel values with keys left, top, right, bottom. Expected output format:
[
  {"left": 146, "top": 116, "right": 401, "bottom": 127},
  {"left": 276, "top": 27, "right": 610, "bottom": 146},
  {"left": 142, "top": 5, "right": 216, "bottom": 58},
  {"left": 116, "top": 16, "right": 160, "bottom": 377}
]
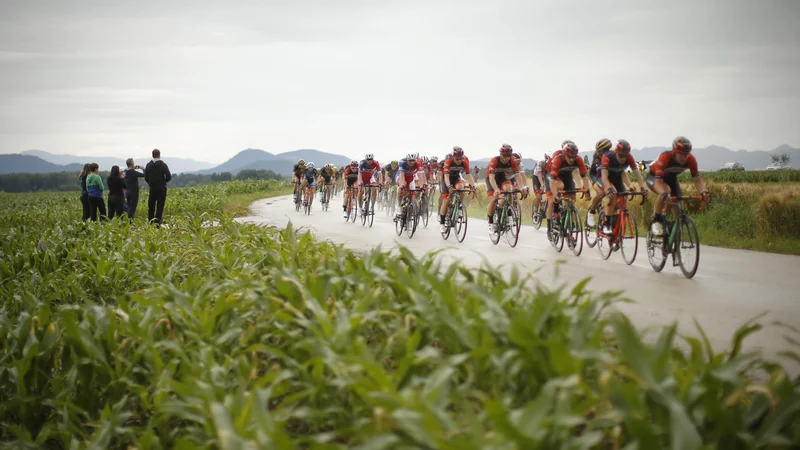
[
  {"left": 22, "top": 150, "right": 213, "bottom": 174},
  {"left": 476, "top": 145, "right": 799, "bottom": 171},
  {"left": 0, "top": 154, "right": 83, "bottom": 174},
  {"left": 199, "top": 148, "right": 352, "bottom": 176}
]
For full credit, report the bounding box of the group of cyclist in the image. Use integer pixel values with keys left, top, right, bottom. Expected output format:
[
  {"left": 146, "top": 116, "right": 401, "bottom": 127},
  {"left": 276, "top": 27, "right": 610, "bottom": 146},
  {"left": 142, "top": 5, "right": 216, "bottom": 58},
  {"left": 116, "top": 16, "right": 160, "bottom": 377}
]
[{"left": 290, "top": 135, "right": 710, "bottom": 239}]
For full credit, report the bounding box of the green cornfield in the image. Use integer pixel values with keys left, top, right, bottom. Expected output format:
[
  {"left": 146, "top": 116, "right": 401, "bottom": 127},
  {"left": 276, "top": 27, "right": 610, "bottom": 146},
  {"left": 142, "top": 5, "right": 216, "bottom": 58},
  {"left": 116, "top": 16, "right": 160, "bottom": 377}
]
[
  {"left": 677, "top": 170, "right": 800, "bottom": 184},
  {"left": 1, "top": 180, "right": 799, "bottom": 449}
]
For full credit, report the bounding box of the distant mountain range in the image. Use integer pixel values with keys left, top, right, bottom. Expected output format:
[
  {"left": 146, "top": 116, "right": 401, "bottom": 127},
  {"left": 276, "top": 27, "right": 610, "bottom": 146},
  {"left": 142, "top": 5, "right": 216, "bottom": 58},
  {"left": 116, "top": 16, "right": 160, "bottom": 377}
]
[
  {"left": 471, "top": 144, "right": 799, "bottom": 171},
  {"left": 0, "top": 148, "right": 351, "bottom": 176},
  {"left": 2, "top": 145, "right": 796, "bottom": 176}
]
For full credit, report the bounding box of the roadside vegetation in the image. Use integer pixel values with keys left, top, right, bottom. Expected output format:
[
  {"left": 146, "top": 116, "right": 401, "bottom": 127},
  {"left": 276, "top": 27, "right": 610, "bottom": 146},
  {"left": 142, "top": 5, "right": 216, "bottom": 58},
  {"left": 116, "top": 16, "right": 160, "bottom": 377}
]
[{"left": 1, "top": 180, "right": 798, "bottom": 448}]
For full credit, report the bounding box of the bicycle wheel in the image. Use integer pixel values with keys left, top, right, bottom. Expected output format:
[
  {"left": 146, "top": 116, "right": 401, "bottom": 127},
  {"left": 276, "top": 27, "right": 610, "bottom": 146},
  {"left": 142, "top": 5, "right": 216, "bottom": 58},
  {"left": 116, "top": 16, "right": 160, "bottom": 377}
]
[
  {"left": 455, "top": 202, "right": 468, "bottom": 243},
  {"left": 349, "top": 198, "right": 358, "bottom": 223},
  {"left": 489, "top": 210, "right": 501, "bottom": 245},
  {"left": 596, "top": 212, "right": 612, "bottom": 260},
  {"left": 549, "top": 209, "right": 565, "bottom": 252},
  {"left": 567, "top": 206, "right": 583, "bottom": 256},
  {"left": 305, "top": 190, "right": 312, "bottom": 215},
  {"left": 620, "top": 209, "right": 638, "bottom": 265},
  {"left": 419, "top": 199, "right": 429, "bottom": 228},
  {"left": 678, "top": 216, "right": 700, "bottom": 278},
  {"left": 646, "top": 216, "right": 667, "bottom": 272},
  {"left": 441, "top": 203, "right": 452, "bottom": 240},
  {"left": 584, "top": 209, "right": 598, "bottom": 248},
  {"left": 506, "top": 203, "right": 520, "bottom": 248},
  {"left": 532, "top": 205, "right": 544, "bottom": 230},
  {"left": 407, "top": 201, "right": 419, "bottom": 238},
  {"left": 395, "top": 201, "right": 405, "bottom": 236},
  {"left": 295, "top": 189, "right": 302, "bottom": 212},
  {"left": 367, "top": 196, "right": 375, "bottom": 228},
  {"left": 360, "top": 194, "right": 369, "bottom": 226}
]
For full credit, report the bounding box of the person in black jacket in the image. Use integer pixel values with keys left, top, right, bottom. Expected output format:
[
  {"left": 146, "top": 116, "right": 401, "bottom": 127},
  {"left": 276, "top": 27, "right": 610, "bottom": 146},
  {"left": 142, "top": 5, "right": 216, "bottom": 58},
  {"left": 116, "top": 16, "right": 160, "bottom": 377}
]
[
  {"left": 107, "top": 165, "right": 126, "bottom": 219},
  {"left": 78, "top": 163, "right": 91, "bottom": 221},
  {"left": 124, "top": 158, "right": 145, "bottom": 221},
  {"left": 144, "top": 149, "right": 172, "bottom": 226}
]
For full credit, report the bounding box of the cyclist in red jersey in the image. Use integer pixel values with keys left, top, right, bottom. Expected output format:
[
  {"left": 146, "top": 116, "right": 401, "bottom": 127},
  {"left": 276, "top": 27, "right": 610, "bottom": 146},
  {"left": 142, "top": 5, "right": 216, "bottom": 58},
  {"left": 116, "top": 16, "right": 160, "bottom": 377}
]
[
  {"left": 394, "top": 152, "right": 428, "bottom": 221},
  {"left": 547, "top": 142, "right": 591, "bottom": 225},
  {"left": 486, "top": 144, "right": 526, "bottom": 232},
  {"left": 358, "top": 153, "right": 383, "bottom": 212},
  {"left": 342, "top": 160, "right": 360, "bottom": 218},
  {"left": 439, "top": 146, "right": 476, "bottom": 232},
  {"left": 646, "top": 136, "right": 709, "bottom": 235},
  {"left": 599, "top": 139, "right": 648, "bottom": 234}
]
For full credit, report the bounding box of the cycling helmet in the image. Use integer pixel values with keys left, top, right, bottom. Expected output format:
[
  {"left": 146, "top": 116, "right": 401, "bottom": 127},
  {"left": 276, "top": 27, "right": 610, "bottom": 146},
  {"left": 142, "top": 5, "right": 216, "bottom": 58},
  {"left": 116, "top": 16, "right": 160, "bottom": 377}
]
[
  {"left": 512, "top": 152, "right": 521, "bottom": 160},
  {"left": 452, "top": 145, "right": 463, "bottom": 152},
  {"left": 595, "top": 138, "right": 612, "bottom": 153},
  {"left": 350, "top": 160, "right": 358, "bottom": 167},
  {"left": 445, "top": 153, "right": 453, "bottom": 160},
  {"left": 615, "top": 139, "right": 632, "bottom": 154},
  {"left": 672, "top": 136, "right": 692, "bottom": 154},
  {"left": 298, "top": 159, "right": 306, "bottom": 165},
  {"left": 308, "top": 162, "right": 315, "bottom": 168},
  {"left": 563, "top": 143, "right": 579, "bottom": 155},
  {"left": 500, "top": 144, "right": 513, "bottom": 156},
  {"left": 365, "top": 153, "right": 374, "bottom": 160},
  {"left": 431, "top": 156, "right": 438, "bottom": 162},
  {"left": 391, "top": 160, "right": 398, "bottom": 166},
  {"left": 453, "top": 147, "right": 464, "bottom": 157},
  {"left": 422, "top": 156, "right": 429, "bottom": 163},
  {"left": 406, "top": 152, "right": 416, "bottom": 160},
  {"left": 561, "top": 140, "right": 575, "bottom": 148}
]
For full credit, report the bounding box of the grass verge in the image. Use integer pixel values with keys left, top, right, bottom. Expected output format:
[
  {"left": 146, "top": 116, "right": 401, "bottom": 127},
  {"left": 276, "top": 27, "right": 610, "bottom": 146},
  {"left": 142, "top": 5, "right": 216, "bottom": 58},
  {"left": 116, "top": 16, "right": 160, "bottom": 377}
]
[{"left": 222, "top": 186, "right": 294, "bottom": 216}]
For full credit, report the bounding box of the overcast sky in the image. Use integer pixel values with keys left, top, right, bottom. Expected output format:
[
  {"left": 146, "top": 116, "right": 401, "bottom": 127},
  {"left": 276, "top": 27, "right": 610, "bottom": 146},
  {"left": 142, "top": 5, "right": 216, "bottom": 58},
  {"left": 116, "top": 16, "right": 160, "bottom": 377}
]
[{"left": 1, "top": 0, "right": 798, "bottom": 164}]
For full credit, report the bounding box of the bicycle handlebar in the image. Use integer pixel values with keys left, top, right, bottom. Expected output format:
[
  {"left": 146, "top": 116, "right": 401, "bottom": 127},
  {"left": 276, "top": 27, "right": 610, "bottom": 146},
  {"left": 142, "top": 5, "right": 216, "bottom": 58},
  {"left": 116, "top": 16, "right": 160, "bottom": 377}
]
[{"left": 609, "top": 190, "right": 648, "bottom": 205}]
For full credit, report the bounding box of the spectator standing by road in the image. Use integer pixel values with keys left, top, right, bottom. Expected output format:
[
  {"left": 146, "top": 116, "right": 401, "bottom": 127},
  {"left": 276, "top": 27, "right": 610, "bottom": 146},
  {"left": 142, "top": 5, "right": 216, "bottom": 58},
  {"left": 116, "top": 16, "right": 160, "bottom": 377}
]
[
  {"left": 78, "top": 163, "right": 91, "bottom": 221},
  {"left": 124, "top": 158, "right": 145, "bottom": 221},
  {"left": 85, "top": 163, "right": 107, "bottom": 221},
  {"left": 144, "top": 149, "right": 172, "bottom": 226}
]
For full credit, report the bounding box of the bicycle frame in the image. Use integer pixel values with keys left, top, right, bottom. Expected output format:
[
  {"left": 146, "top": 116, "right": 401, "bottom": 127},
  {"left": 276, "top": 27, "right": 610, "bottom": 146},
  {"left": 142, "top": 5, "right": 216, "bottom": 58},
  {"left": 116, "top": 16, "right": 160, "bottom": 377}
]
[{"left": 604, "top": 192, "right": 646, "bottom": 243}]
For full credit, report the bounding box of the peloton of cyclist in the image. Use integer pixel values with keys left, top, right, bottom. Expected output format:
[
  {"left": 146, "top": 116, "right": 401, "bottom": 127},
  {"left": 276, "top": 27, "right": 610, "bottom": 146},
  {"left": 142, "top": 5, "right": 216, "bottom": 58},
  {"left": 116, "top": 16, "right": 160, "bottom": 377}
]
[
  {"left": 439, "top": 146, "right": 476, "bottom": 232},
  {"left": 358, "top": 153, "right": 383, "bottom": 212},
  {"left": 301, "top": 162, "right": 318, "bottom": 206},
  {"left": 646, "top": 136, "right": 710, "bottom": 235},
  {"left": 317, "top": 163, "right": 335, "bottom": 204}
]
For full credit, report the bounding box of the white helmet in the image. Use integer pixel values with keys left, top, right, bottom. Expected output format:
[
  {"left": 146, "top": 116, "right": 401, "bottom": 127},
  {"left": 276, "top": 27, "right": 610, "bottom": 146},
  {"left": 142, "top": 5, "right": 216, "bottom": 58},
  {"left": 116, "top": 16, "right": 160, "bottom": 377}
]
[
  {"left": 308, "top": 162, "right": 315, "bottom": 168},
  {"left": 406, "top": 152, "right": 416, "bottom": 161},
  {"left": 365, "top": 153, "right": 374, "bottom": 160}
]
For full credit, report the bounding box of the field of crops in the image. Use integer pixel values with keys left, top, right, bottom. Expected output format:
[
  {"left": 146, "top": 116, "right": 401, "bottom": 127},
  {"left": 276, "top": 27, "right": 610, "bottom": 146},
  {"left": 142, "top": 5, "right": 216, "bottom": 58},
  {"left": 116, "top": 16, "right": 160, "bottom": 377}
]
[
  {"left": 678, "top": 170, "right": 800, "bottom": 184},
  {"left": 1, "top": 180, "right": 799, "bottom": 448}
]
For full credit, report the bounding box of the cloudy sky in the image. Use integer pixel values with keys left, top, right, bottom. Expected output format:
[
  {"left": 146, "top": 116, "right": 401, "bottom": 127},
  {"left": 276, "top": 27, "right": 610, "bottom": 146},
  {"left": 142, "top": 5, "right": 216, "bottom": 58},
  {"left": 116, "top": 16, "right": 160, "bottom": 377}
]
[{"left": 1, "top": 0, "right": 798, "bottom": 164}]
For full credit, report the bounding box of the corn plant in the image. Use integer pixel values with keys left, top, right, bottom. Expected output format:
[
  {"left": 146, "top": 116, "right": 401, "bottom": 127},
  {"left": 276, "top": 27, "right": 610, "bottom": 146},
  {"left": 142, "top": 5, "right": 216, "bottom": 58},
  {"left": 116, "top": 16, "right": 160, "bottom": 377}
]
[{"left": 1, "top": 182, "right": 799, "bottom": 449}]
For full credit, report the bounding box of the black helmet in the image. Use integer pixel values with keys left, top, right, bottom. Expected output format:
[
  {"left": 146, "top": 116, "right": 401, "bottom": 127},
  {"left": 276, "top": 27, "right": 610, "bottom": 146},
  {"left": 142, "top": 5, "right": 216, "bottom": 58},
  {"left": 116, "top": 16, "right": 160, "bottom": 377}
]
[
  {"left": 615, "top": 139, "right": 632, "bottom": 154},
  {"left": 561, "top": 140, "right": 575, "bottom": 149},
  {"left": 563, "top": 142, "right": 579, "bottom": 155},
  {"left": 500, "top": 144, "right": 513, "bottom": 155},
  {"left": 595, "top": 138, "right": 612, "bottom": 153},
  {"left": 672, "top": 136, "right": 692, "bottom": 153}
]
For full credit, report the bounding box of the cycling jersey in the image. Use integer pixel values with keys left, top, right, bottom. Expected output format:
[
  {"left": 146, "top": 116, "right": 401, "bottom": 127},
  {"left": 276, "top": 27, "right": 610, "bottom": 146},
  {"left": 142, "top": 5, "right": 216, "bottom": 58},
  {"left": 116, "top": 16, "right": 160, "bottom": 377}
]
[
  {"left": 293, "top": 164, "right": 306, "bottom": 179},
  {"left": 549, "top": 154, "right": 588, "bottom": 180},
  {"left": 649, "top": 151, "right": 700, "bottom": 179},
  {"left": 532, "top": 160, "right": 545, "bottom": 190},
  {"left": 600, "top": 151, "right": 636, "bottom": 192},
  {"left": 303, "top": 168, "right": 318, "bottom": 180},
  {"left": 343, "top": 166, "right": 359, "bottom": 186},
  {"left": 319, "top": 168, "right": 333, "bottom": 182},
  {"left": 426, "top": 161, "right": 439, "bottom": 180},
  {"left": 589, "top": 151, "right": 604, "bottom": 179},
  {"left": 441, "top": 156, "right": 470, "bottom": 194},
  {"left": 397, "top": 157, "right": 423, "bottom": 184},
  {"left": 544, "top": 149, "right": 562, "bottom": 174},
  {"left": 485, "top": 156, "right": 520, "bottom": 193},
  {"left": 359, "top": 159, "right": 381, "bottom": 184},
  {"left": 384, "top": 166, "right": 399, "bottom": 183}
]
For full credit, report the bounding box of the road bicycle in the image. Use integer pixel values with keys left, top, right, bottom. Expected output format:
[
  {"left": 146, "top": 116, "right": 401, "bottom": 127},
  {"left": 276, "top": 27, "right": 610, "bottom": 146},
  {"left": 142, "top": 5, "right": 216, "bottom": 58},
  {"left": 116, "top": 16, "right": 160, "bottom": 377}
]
[
  {"left": 441, "top": 186, "right": 476, "bottom": 242},
  {"left": 343, "top": 185, "right": 358, "bottom": 223},
  {"left": 646, "top": 195, "right": 706, "bottom": 279},
  {"left": 360, "top": 183, "right": 382, "bottom": 228},
  {"left": 489, "top": 188, "right": 522, "bottom": 247},
  {"left": 294, "top": 182, "right": 303, "bottom": 212},
  {"left": 548, "top": 189, "right": 587, "bottom": 256},
  {"left": 384, "top": 184, "right": 398, "bottom": 217},
  {"left": 303, "top": 183, "right": 314, "bottom": 215},
  {"left": 595, "top": 191, "right": 646, "bottom": 264},
  {"left": 532, "top": 197, "right": 547, "bottom": 230},
  {"left": 395, "top": 187, "right": 424, "bottom": 238}
]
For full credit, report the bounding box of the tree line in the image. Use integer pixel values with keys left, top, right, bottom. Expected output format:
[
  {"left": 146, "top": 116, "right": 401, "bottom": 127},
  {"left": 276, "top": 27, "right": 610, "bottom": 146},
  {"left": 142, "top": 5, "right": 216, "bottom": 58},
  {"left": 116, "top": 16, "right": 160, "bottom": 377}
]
[{"left": 0, "top": 169, "right": 284, "bottom": 193}]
